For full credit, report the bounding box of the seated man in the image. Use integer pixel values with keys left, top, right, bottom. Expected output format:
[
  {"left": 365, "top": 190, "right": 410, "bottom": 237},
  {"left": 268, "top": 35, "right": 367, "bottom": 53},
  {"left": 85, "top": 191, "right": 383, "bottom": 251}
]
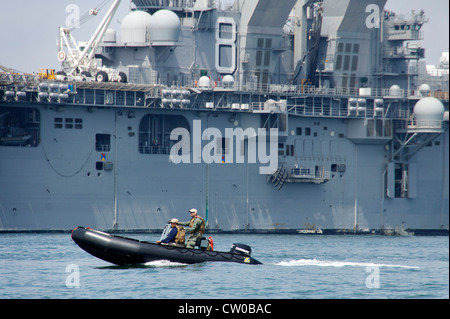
[{"left": 157, "top": 219, "right": 185, "bottom": 246}]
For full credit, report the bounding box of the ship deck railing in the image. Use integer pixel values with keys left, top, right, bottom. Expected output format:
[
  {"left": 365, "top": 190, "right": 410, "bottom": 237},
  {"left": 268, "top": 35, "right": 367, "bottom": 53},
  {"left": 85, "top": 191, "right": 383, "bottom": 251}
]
[
  {"left": 205, "top": 81, "right": 449, "bottom": 101},
  {"left": 289, "top": 167, "right": 331, "bottom": 180},
  {"left": 3, "top": 74, "right": 447, "bottom": 99},
  {"left": 1, "top": 75, "right": 448, "bottom": 101},
  {"left": 395, "top": 119, "right": 448, "bottom": 133},
  {"left": 0, "top": 72, "right": 40, "bottom": 86},
  {"left": 1, "top": 78, "right": 448, "bottom": 123},
  {"left": 269, "top": 165, "right": 331, "bottom": 186},
  {"left": 132, "top": 0, "right": 196, "bottom": 11},
  {"left": 139, "top": 145, "right": 170, "bottom": 155}
]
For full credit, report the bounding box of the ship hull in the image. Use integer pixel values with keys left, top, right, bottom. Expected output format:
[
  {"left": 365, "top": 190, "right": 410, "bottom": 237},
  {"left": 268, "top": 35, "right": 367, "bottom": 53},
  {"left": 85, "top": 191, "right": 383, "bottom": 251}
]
[
  {"left": 1, "top": 1, "right": 448, "bottom": 234},
  {"left": 0, "top": 100, "right": 448, "bottom": 233}
]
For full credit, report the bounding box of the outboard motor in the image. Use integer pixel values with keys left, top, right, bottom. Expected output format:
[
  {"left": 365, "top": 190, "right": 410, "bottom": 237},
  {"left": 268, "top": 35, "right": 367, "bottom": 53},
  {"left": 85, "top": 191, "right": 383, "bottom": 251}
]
[{"left": 230, "top": 243, "right": 252, "bottom": 257}]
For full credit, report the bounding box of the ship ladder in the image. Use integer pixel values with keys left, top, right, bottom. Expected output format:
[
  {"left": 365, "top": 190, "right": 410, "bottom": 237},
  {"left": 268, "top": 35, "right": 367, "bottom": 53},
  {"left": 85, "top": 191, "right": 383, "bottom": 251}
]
[
  {"left": 269, "top": 165, "right": 284, "bottom": 184},
  {"left": 266, "top": 167, "right": 278, "bottom": 184},
  {"left": 275, "top": 169, "right": 288, "bottom": 191},
  {"left": 270, "top": 165, "right": 288, "bottom": 191}
]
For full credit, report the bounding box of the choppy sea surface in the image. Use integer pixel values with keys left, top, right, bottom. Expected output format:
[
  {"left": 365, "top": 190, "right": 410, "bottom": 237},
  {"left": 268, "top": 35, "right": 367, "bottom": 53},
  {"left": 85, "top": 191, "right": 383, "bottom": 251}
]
[{"left": 0, "top": 233, "right": 448, "bottom": 299}]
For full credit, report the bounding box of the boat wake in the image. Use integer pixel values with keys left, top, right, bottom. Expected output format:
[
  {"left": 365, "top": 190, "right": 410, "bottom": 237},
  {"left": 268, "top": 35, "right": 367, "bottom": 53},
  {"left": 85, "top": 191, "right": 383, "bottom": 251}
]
[
  {"left": 275, "top": 258, "right": 420, "bottom": 269},
  {"left": 143, "top": 260, "right": 188, "bottom": 268}
]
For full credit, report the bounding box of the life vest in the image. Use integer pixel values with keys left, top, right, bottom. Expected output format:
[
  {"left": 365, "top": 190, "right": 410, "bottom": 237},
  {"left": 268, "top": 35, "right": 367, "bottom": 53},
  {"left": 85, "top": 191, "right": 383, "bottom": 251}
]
[
  {"left": 174, "top": 225, "right": 186, "bottom": 244},
  {"left": 208, "top": 236, "right": 214, "bottom": 251},
  {"left": 189, "top": 216, "right": 205, "bottom": 235}
]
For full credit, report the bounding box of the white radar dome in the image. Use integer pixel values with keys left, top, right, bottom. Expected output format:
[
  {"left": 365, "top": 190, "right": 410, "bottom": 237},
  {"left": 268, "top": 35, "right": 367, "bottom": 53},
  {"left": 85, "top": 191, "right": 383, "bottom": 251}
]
[
  {"left": 389, "top": 85, "right": 402, "bottom": 97},
  {"left": 148, "top": 10, "right": 181, "bottom": 43},
  {"left": 222, "top": 75, "right": 234, "bottom": 88},
  {"left": 121, "top": 10, "right": 152, "bottom": 44},
  {"left": 413, "top": 97, "right": 445, "bottom": 123},
  {"left": 418, "top": 84, "right": 431, "bottom": 97},
  {"left": 198, "top": 76, "right": 211, "bottom": 89},
  {"left": 104, "top": 28, "right": 117, "bottom": 43}
]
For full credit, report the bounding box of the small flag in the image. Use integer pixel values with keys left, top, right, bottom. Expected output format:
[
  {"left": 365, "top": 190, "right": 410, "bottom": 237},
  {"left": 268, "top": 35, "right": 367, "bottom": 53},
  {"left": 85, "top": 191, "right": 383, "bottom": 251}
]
[{"left": 101, "top": 153, "right": 106, "bottom": 161}]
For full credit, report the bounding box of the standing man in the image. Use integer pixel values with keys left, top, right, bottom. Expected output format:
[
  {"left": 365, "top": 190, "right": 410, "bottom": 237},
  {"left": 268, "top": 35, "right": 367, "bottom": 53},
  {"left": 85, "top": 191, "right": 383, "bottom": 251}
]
[{"left": 178, "top": 208, "right": 205, "bottom": 248}]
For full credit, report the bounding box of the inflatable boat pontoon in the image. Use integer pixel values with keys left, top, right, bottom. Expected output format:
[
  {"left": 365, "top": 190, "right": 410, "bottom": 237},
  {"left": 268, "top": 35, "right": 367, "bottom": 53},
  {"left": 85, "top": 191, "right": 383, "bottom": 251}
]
[{"left": 72, "top": 227, "right": 262, "bottom": 265}]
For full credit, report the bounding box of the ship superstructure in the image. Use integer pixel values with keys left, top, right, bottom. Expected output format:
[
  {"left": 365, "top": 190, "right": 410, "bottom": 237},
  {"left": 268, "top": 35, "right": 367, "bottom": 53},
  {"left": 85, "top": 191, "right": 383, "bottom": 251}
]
[{"left": 0, "top": 0, "right": 448, "bottom": 233}]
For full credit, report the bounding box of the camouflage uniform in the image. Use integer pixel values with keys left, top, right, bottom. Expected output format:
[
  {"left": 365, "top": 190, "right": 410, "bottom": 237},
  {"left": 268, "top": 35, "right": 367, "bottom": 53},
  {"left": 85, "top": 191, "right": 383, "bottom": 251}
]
[{"left": 178, "top": 216, "right": 205, "bottom": 249}]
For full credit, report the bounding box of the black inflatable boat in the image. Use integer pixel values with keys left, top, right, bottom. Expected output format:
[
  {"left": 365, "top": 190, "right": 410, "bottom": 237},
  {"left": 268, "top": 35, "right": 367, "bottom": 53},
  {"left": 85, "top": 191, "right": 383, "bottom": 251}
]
[{"left": 72, "top": 227, "right": 262, "bottom": 265}]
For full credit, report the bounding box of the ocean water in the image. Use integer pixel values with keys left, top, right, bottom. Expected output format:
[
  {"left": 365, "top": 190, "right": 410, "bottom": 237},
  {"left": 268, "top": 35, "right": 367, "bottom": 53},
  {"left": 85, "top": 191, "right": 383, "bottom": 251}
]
[{"left": 0, "top": 233, "right": 448, "bottom": 299}]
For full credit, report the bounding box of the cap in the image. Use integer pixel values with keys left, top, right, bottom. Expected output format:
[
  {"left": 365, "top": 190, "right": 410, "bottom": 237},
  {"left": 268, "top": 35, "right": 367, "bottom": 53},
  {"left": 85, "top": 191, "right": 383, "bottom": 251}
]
[
  {"left": 169, "top": 218, "right": 179, "bottom": 224},
  {"left": 189, "top": 208, "right": 197, "bottom": 214}
]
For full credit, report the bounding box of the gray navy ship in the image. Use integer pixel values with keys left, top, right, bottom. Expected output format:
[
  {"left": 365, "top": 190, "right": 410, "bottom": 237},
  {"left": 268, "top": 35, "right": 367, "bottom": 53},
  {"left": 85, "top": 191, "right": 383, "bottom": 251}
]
[{"left": 0, "top": 0, "right": 448, "bottom": 234}]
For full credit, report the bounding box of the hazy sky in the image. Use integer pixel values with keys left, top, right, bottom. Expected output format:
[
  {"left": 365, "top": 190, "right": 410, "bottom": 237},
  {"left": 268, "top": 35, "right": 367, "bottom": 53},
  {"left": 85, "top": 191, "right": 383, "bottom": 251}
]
[{"left": 0, "top": 0, "right": 448, "bottom": 73}]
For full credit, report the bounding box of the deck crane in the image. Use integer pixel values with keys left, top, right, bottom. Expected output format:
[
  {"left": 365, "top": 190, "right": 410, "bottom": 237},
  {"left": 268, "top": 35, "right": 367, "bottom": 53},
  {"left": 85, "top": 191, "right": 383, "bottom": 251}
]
[
  {"left": 0, "top": 64, "right": 25, "bottom": 74},
  {"left": 0, "top": 65, "right": 14, "bottom": 73},
  {"left": 57, "top": 0, "right": 126, "bottom": 83}
]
